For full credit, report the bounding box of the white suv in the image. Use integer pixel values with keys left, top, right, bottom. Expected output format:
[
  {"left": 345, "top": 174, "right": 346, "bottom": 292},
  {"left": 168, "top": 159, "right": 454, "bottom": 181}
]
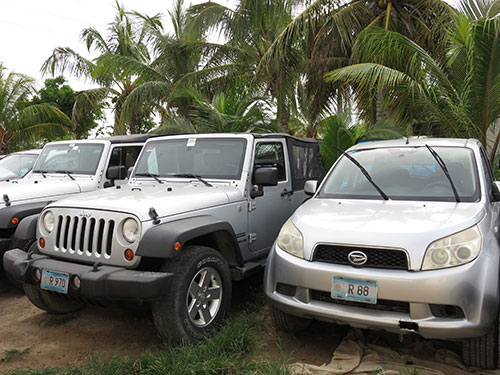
[{"left": 265, "top": 138, "right": 500, "bottom": 369}]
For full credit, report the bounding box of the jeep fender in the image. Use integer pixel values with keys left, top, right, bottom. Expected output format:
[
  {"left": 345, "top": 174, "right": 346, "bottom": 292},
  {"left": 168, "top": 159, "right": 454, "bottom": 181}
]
[
  {"left": 0, "top": 201, "right": 50, "bottom": 229},
  {"left": 13, "top": 214, "right": 40, "bottom": 241},
  {"left": 136, "top": 216, "right": 243, "bottom": 267}
]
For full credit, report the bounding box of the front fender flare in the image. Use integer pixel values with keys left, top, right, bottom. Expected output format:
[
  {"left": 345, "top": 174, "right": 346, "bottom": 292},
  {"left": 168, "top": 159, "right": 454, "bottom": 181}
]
[
  {"left": 0, "top": 201, "right": 51, "bottom": 229},
  {"left": 13, "top": 214, "right": 40, "bottom": 241},
  {"left": 136, "top": 216, "right": 243, "bottom": 266}
]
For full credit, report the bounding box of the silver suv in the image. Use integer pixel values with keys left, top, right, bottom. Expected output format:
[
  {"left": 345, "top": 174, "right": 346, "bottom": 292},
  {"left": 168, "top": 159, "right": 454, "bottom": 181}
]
[
  {"left": 264, "top": 138, "right": 500, "bottom": 370},
  {"left": 4, "top": 133, "right": 323, "bottom": 343}
]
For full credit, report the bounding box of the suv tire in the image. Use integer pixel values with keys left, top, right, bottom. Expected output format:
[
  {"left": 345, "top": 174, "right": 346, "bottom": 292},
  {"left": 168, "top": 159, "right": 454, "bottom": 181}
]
[
  {"left": 269, "top": 305, "right": 311, "bottom": 333},
  {"left": 152, "top": 245, "right": 231, "bottom": 343},
  {"left": 462, "top": 310, "right": 499, "bottom": 369},
  {"left": 24, "top": 283, "right": 84, "bottom": 314},
  {"left": 6, "top": 238, "right": 36, "bottom": 288}
]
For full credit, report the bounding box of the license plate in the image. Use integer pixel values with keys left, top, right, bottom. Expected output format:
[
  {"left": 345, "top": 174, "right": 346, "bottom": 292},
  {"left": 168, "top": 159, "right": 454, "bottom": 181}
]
[
  {"left": 40, "top": 269, "right": 69, "bottom": 294},
  {"left": 331, "top": 276, "right": 377, "bottom": 304}
]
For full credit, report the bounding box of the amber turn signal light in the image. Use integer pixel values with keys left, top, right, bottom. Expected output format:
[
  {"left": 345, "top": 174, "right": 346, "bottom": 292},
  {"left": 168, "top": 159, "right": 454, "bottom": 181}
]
[
  {"left": 39, "top": 237, "right": 45, "bottom": 248},
  {"left": 174, "top": 241, "right": 182, "bottom": 251},
  {"left": 124, "top": 249, "right": 134, "bottom": 261},
  {"left": 11, "top": 217, "right": 19, "bottom": 225}
]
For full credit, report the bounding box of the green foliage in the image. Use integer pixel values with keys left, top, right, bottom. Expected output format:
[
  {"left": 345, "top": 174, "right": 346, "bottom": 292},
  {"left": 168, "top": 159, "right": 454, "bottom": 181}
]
[
  {"left": 1, "top": 348, "right": 31, "bottom": 364},
  {"left": 31, "top": 77, "right": 104, "bottom": 139}
]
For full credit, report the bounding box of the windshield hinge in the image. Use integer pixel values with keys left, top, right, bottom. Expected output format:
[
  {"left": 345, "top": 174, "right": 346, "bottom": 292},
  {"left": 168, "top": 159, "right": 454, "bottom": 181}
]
[
  {"left": 248, "top": 233, "right": 257, "bottom": 243},
  {"left": 248, "top": 201, "right": 256, "bottom": 212}
]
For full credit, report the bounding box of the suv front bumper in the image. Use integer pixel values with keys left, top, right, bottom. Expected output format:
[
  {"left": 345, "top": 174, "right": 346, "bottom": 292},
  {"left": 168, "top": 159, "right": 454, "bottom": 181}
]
[
  {"left": 3, "top": 249, "right": 171, "bottom": 301},
  {"left": 264, "top": 244, "right": 499, "bottom": 340}
]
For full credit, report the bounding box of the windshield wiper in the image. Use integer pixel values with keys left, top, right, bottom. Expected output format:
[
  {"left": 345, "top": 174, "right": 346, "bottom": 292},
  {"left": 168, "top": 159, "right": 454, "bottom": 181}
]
[
  {"left": 55, "top": 170, "right": 75, "bottom": 181},
  {"left": 32, "top": 169, "right": 47, "bottom": 178},
  {"left": 334, "top": 146, "right": 389, "bottom": 200},
  {"left": 172, "top": 173, "right": 213, "bottom": 187},
  {"left": 134, "top": 172, "right": 164, "bottom": 184},
  {"left": 425, "top": 144, "right": 460, "bottom": 203}
]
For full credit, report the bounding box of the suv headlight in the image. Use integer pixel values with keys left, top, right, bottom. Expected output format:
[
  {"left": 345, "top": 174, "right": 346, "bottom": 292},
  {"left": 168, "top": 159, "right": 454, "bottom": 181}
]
[
  {"left": 42, "top": 211, "right": 55, "bottom": 233},
  {"left": 277, "top": 218, "right": 304, "bottom": 258},
  {"left": 421, "top": 225, "right": 482, "bottom": 270},
  {"left": 122, "top": 218, "right": 140, "bottom": 243}
]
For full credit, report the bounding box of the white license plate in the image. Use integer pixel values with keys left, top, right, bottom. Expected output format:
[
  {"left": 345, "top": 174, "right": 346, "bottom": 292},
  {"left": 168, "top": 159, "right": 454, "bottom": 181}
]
[
  {"left": 40, "top": 269, "right": 69, "bottom": 294},
  {"left": 331, "top": 276, "right": 377, "bottom": 304}
]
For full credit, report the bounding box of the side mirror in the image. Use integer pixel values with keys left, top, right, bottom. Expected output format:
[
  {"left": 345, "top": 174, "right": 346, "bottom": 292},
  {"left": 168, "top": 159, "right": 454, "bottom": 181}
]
[
  {"left": 493, "top": 181, "right": 500, "bottom": 201},
  {"left": 106, "top": 165, "right": 127, "bottom": 180},
  {"left": 251, "top": 167, "right": 279, "bottom": 198},
  {"left": 304, "top": 180, "right": 318, "bottom": 196}
]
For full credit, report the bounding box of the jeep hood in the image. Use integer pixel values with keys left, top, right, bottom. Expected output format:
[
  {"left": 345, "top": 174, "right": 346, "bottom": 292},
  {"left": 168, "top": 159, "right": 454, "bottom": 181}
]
[
  {"left": 48, "top": 183, "right": 243, "bottom": 220},
  {"left": 0, "top": 176, "right": 92, "bottom": 205},
  {"left": 294, "top": 199, "right": 486, "bottom": 271}
]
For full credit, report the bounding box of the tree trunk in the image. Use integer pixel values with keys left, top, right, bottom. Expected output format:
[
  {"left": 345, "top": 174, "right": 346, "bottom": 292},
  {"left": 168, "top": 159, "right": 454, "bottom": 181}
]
[{"left": 375, "top": 89, "right": 387, "bottom": 122}]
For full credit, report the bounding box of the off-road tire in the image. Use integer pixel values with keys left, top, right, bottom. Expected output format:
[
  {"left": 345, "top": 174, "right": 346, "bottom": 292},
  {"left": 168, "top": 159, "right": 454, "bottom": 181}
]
[
  {"left": 462, "top": 310, "right": 499, "bottom": 369},
  {"left": 152, "top": 245, "right": 232, "bottom": 343},
  {"left": 24, "top": 283, "right": 84, "bottom": 314},
  {"left": 5, "top": 238, "right": 37, "bottom": 288},
  {"left": 269, "top": 304, "right": 311, "bottom": 333}
]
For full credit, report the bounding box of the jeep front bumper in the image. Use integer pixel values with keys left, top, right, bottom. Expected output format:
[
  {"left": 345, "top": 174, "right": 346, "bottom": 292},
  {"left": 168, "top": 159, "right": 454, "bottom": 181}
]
[{"left": 3, "top": 248, "right": 171, "bottom": 301}]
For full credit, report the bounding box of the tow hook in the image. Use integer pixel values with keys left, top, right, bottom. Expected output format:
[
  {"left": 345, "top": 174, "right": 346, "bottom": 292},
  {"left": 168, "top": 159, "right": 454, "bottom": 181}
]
[{"left": 399, "top": 321, "right": 419, "bottom": 332}]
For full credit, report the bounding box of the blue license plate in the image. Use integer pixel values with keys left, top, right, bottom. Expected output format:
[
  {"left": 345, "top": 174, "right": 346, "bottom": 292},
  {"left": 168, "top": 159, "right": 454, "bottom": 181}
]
[
  {"left": 40, "top": 269, "right": 69, "bottom": 294},
  {"left": 331, "top": 276, "right": 377, "bottom": 304}
]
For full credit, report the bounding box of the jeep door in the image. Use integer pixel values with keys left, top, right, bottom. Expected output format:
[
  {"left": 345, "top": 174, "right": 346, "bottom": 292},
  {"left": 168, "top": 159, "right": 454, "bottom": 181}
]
[{"left": 247, "top": 139, "right": 294, "bottom": 253}]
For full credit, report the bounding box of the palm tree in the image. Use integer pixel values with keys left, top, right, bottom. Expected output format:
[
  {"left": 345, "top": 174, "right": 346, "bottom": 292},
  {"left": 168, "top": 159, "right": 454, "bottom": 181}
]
[
  {"left": 326, "top": 13, "right": 500, "bottom": 161},
  {"left": 183, "top": 0, "right": 303, "bottom": 132},
  {"left": 0, "top": 63, "right": 71, "bottom": 153},
  {"left": 259, "top": 0, "right": 455, "bottom": 129},
  {"left": 41, "top": 1, "right": 162, "bottom": 134}
]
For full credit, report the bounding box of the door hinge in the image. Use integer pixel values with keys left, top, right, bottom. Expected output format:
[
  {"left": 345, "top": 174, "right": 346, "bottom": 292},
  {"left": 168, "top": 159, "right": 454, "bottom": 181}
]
[
  {"left": 248, "top": 201, "right": 256, "bottom": 212},
  {"left": 248, "top": 233, "right": 257, "bottom": 243}
]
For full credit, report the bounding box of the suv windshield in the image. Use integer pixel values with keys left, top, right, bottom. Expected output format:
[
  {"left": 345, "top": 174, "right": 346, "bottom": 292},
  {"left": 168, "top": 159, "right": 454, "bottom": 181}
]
[
  {"left": 133, "top": 138, "right": 247, "bottom": 180},
  {"left": 33, "top": 143, "right": 104, "bottom": 175},
  {"left": 319, "top": 146, "right": 480, "bottom": 202},
  {"left": 0, "top": 153, "right": 38, "bottom": 180}
]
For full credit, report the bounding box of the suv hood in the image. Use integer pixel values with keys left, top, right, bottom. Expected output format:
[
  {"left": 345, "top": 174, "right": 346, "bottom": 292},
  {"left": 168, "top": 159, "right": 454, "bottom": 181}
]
[
  {"left": 48, "top": 183, "right": 244, "bottom": 221},
  {"left": 0, "top": 177, "right": 87, "bottom": 205},
  {"left": 295, "top": 199, "right": 486, "bottom": 271}
]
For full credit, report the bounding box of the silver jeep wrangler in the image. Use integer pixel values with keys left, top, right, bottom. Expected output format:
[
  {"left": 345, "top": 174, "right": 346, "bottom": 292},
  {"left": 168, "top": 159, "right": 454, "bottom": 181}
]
[
  {"left": 265, "top": 138, "right": 500, "bottom": 369},
  {"left": 4, "top": 133, "right": 323, "bottom": 342}
]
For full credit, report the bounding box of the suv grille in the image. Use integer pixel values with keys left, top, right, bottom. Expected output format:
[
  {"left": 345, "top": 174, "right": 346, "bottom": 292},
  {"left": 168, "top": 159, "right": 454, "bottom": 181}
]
[
  {"left": 311, "top": 290, "right": 410, "bottom": 314},
  {"left": 55, "top": 215, "right": 115, "bottom": 258},
  {"left": 313, "top": 244, "right": 408, "bottom": 270}
]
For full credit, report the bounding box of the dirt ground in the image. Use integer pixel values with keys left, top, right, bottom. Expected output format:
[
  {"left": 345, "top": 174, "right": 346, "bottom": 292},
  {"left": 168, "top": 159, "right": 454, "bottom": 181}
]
[{"left": 0, "top": 271, "right": 487, "bottom": 374}]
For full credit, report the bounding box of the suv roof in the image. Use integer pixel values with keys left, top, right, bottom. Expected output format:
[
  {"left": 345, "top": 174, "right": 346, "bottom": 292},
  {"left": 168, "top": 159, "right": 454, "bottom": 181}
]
[
  {"left": 350, "top": 138, "right": 481, "bottom": 151},
  {"left": 91, "top": 134, "right": 159, "bottom": 144}
]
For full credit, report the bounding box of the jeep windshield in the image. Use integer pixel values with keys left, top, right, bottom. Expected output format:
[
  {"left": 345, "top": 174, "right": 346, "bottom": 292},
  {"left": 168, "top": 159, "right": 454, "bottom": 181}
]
[
  {"left": 0, "top": 153, "right": 38, "bottom": 181},
  {"left": 318, "top": 146, "right": 480, "bottom": 202},
  {"left": 133, "top": 138, "right": 247, "bottom": 180},
  {"left": 33, "top": 143, "right": 104, "bottom": 175}
]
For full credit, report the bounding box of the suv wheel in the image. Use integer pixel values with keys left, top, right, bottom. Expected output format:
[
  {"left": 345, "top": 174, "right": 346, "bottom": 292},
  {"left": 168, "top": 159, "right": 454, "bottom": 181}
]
[
  {"left": 24, "top": 283, "right": 84, "bottom": 314},
  {"left": 6, "top": 238, "right": 36, "bottom": 288},
  {"left": 152, "top": 245, "right": 231, "bottom": 343},
  {"left": 269, "top": 305, "right": 311, "bottom": 333},
  {"left": 462, "top": 310, "right": 499, "bottom": 369}
]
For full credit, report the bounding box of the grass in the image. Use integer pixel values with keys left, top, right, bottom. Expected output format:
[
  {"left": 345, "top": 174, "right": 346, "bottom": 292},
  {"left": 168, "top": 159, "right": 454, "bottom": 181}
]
[
  {"left": 39, "top": 314, "right": 77, "bottom": 328},
  {"left": 1, "top": 348, "right": 31, "bottom": 364},
  {"left": 6, "top": 312, "right": 291, "bottom": 375}
]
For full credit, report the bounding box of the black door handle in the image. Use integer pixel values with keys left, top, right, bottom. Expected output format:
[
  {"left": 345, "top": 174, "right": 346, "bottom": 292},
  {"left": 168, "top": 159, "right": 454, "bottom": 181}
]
[{"left": 281, "top": 189, "right": 294, "bottom": 197}]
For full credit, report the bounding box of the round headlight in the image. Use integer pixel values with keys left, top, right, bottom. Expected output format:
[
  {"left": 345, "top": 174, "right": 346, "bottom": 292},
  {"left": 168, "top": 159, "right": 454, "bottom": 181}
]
[
  {"left": 42, "top": 211, "right": 55, "bottom": 233},
  {"left": 122, "top": 218, "right": 139, "bottom": 243}
]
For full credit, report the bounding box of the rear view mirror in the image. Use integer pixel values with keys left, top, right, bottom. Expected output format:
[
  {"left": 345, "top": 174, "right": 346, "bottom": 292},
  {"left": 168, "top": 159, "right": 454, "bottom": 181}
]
[
  {"left": 304, "top": 180, "right": 318, "bottom": 196},
  {"left": 251, "top": 167, "right": 278, "bottom": 198},
  {"left": 106, "top": 166, "right": 127, "bottom": 180}
]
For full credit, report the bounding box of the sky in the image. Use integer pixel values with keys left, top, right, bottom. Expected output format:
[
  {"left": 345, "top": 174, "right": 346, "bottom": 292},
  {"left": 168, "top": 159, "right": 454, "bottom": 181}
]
[{"left": 0, "top": 0, "right": 232, "bottom": 90}]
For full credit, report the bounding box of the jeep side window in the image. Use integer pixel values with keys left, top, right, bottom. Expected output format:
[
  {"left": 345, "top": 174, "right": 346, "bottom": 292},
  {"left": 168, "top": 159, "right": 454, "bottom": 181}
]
[
  {"left": 107, "top": 146, "right": 143, "bottom": 177},
  {"left": 254, "top": 142, "right": 286, "bottom": 181}
]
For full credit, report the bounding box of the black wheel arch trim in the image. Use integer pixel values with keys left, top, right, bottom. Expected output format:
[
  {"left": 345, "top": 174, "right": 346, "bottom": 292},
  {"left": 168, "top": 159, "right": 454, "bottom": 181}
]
[
  {"left": 13, "top": 213, "right": 40, "bottom": 241},
  {"left": 136, "top": 215, "right": 243, "bottom": 267},
  {"left": 0, "top": 201, "right": 51, "bottom": 229}
]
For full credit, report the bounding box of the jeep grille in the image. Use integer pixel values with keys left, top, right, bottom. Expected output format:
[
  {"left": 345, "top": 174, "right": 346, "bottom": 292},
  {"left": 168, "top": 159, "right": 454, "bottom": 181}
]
[{"left": 55, "top": 215, "right": 115, "bottom": 258}]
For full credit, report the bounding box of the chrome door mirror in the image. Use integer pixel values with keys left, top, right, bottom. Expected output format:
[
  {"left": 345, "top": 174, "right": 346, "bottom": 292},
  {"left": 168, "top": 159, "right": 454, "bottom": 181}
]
[{"left": 304, "top": 180, "right": 318, "bottom": 196}]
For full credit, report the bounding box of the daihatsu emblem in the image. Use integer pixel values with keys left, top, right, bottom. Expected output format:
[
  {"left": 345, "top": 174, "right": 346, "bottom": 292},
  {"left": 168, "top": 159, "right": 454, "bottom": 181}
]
[{"left": 348, "top": 251, "right": 367, "bottom": 266}]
